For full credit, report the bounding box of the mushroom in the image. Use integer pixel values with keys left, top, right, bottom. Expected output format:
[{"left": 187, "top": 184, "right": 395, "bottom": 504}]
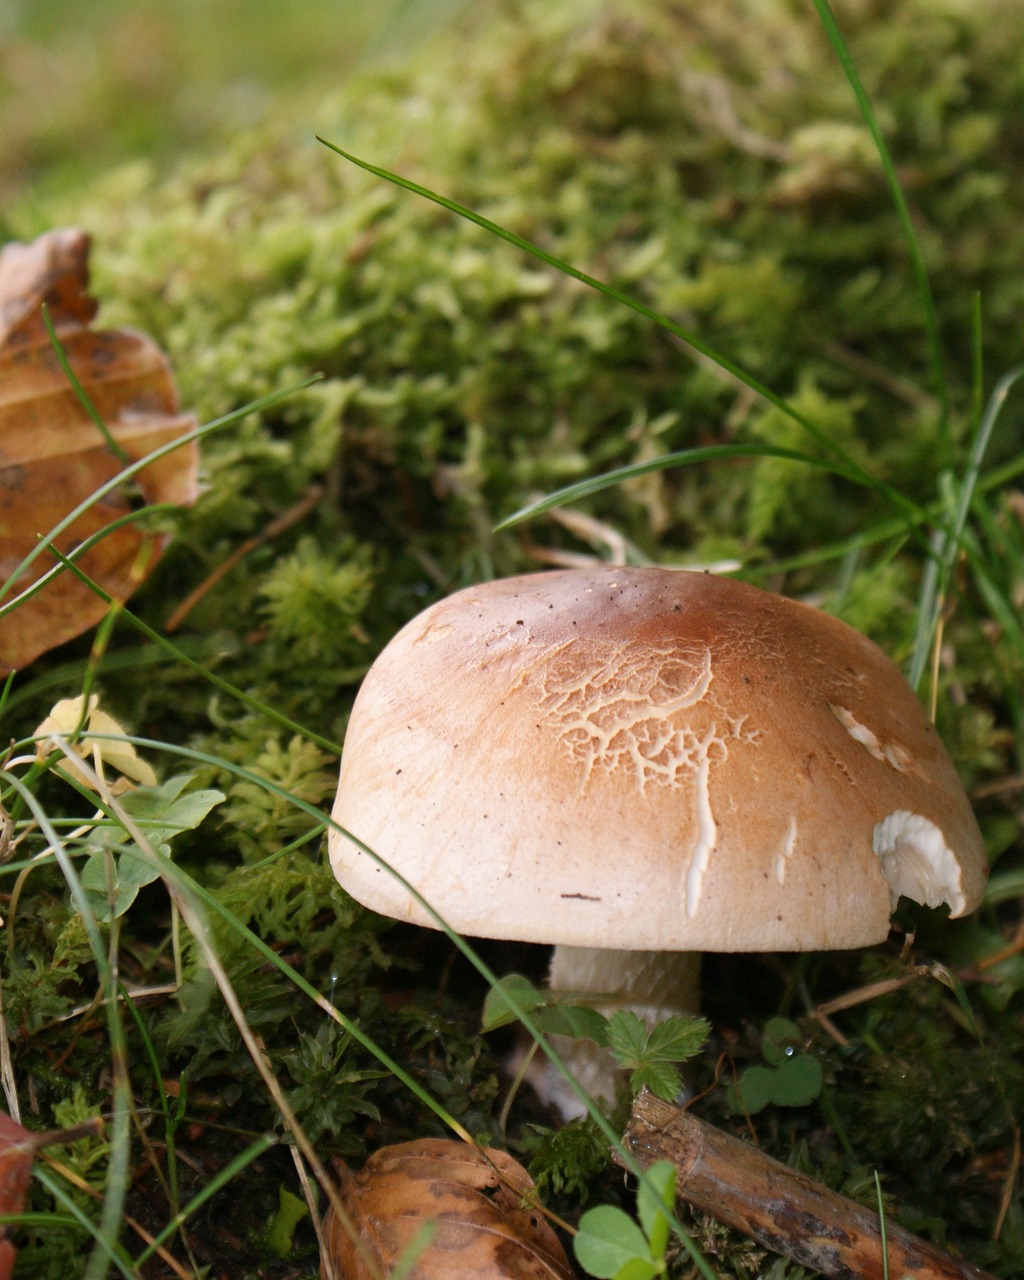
[{"left": 328, "top": 566, "right": 987, "bottom": 1111}]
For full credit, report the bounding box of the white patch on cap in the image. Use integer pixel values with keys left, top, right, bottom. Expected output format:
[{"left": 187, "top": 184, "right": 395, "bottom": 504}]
[
  {"left": 684, "top": 734, "right": 718, "bottom": 917},
  {"left": 775, "top": 816, "right": 798, "bottom": 886},
  {"left": 872, "top": 810, "right": 966, "bottom": 916},
  {"left": 830, "top": 705, "right": 914, "bottom": 773}
]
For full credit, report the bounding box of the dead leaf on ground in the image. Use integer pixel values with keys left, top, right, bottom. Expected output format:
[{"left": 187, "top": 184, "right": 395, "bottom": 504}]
[
  {"left": 321, "top": 1138, "right": 573, "bottom": 1280},
  {"left": 0, "top": 1110, "right": 104, "bottom": 1280},
  {"left": 0, "top": 227, "right": 199, "bottom": 675}
]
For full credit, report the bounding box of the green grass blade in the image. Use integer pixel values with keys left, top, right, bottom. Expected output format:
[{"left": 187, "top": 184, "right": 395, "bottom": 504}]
[
  {"left": 908, "top": 361, "right": 1024, "bottom": 688},
  {"left": 496, "top": 441, "right": 928, "bottom": 532},
  {"left": 318, "top": 137, "right": 918, "bottom": 524},
  {"left": 11, "top": 547, "right": 342, "bottom": 755},
  {"left": 41, "top": 303, "right": 129, "bottom": 465},
  {"left": 813, "top": 0, "right": 949, "bottom": 440}
]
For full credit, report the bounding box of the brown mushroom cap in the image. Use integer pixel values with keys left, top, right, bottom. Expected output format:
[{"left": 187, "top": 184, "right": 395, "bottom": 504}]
[{"left": 329, "top": 567, "right": 987, "bottom": 951}]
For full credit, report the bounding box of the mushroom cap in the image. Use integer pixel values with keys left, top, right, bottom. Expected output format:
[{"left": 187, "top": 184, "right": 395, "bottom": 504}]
[{"left": 329, "top": 567, "right": 987, "bottom": 951}]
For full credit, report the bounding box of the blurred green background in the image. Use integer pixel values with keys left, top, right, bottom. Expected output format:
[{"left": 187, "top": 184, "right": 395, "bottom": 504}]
[{"left": 0, "top": 0, "right": 463, "bottom": 204}]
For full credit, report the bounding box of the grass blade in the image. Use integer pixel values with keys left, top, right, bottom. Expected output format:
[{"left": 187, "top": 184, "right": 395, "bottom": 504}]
[
  {"left": 813, "top": 0, "right": 948, "bottom": 440},
  {"left": 907, "top": 361, "right": 1024, "bottom": 688},
  {"left": 496, "top": 441, "right": 928, "bottom": 532},
  {"left": 318, "top": 137, "right": 919, "bottom": 526}
]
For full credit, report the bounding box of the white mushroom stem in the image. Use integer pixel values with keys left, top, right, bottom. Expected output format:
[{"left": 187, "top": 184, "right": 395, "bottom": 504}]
[{"left": 535, "top": 946, "right": 702, "bottom": 1119}]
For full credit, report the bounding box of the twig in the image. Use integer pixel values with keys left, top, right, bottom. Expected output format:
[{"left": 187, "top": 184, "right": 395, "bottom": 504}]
[{"left": 618, "top": 1091, "right": 997, "bottom": 1280}]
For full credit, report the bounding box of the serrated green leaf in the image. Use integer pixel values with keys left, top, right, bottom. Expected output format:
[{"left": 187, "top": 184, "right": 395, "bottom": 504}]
[
  {"left": 481, "top": 973, "right": 544, "bottom": 1031},
  {"left": 630, "top": 1061, "right": 683, "bottom": 1103},
  {"left": 574, "top": 1206, "right": 651, "bottom": 1278},
  {"left": 636, "top": 1160, "right": 676, "bottom": 1259},
  {"left": 645, "top": 1016, "right": 710, "bottom": 1064},
  {"left": 606, "top": 1010, "right": 649, "bottom": 1069}
]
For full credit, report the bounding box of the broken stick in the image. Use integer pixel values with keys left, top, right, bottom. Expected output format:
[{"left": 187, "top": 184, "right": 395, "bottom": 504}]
[{"left": 618, "top": 1091, "right": 996, "bottom": 1280}]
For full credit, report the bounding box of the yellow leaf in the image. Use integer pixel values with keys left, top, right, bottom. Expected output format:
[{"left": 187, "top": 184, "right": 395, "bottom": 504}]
[{"left": 34, "top": 694, "right": 156, "bottom": 792}]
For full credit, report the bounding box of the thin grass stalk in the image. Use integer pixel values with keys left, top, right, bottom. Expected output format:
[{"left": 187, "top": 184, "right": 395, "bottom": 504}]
[
  {"left": 908, "top": 362, "right": 1024, "bottom": 688},
  {"left": 318, "top": 137, "right": 923, "bottom": 531},
  {"left": 812, "top": 0, "right": 949, "bottom": 443},
  {"left": 40, "top": 304, "right": 130, "bottom": 465},
  {"left": 0, "top": 772, "right": 133, "bottom": 1280}
]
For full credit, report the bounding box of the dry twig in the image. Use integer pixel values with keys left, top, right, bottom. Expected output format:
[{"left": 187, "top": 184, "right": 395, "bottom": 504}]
[{"left": 618, "top": 1091, "right": 997, "bottom": 1280}]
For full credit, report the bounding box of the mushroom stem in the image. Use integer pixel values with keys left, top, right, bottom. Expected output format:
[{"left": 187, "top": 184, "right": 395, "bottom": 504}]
[{"left": 537, "top": 946, "right": 702, "bottom": 1118}]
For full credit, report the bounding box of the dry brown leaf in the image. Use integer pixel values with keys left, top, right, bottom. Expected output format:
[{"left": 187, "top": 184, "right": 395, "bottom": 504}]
[
  {"left": 0, "top": 1110, "right": 104, "bottom": 1279},
  {"left": 321, "top": 1138, "right": 574, "bottom": 1280},
  {"left": 0, "top": 1112, "right": 37, "bottom": 1280},
  {"left": 0, "top": 227, "right": 199, "bottom": 675}
]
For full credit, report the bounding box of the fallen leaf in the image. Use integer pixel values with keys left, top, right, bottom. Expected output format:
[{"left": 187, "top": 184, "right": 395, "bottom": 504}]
[
  {"left": 0, "top": 227, "right": 199, "bottom": 675},
  {"left": 321, "top": 1138, "right": 573, "bottom": 1280},
  {"left": 0, "top": 1113, "right": 37, "bottom": 1280},
  {"left": 0, "top": 1110, "right": 104, "bottom": 1280},
  {"left": 34, "top": 693, "right": 158, "bottom": 793}
]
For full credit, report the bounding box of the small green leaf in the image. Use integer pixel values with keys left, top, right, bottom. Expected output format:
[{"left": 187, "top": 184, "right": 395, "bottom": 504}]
[
  {"left": 266, "top": 1185, "right": 308, "bottom": 1256},
  {"left": 726, "top": 1064, "right": 775, "bottom": 1115},
  {"left": 770, "top": 1054, "right": 824, "bottom": 1106},
  {"left": 574, "top": 1206, "right": 652, "bottom": 1279},
  {"left": 481, "top": 974, "right": 544, "bottom": 1031},
  {"left": 636, "top": 1160, "right": 676, "bottom": 1259},
  {"left": 80, "top": 848, "right": 163, "bottom": 921},
  {"left": 761, "top": 1017, "right": 802, "bottom": 1066},
  {"left": 608, "top": 1013, "right": 708, "bottom": 1100},
  {"left": 727, "top": 1054, "right": 823, "bottom": 1113},
  {"left": 79, "top": 776, "right": 225, "bottom": 920},
  {"left": 534, "top": 1003, "right": 610, "bottom": 1046},
  {"left": 614, "top": 1260, "right": 660, "bottom": 1280}
]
